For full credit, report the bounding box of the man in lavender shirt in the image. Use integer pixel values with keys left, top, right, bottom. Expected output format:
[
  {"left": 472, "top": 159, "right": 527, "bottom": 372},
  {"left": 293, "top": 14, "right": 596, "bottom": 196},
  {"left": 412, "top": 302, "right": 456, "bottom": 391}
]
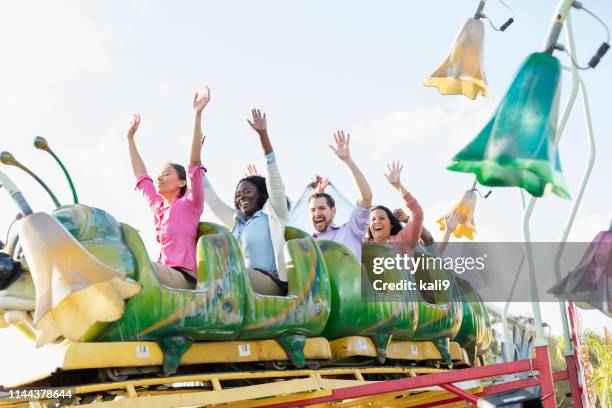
[{"left": 309, "top": 130, "right": 372, "bottom": 263}]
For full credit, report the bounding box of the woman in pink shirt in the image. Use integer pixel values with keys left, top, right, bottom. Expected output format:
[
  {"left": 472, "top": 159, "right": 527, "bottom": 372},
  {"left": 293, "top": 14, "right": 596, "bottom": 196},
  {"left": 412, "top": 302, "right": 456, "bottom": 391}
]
[
  {"left": 126, "top": 87, "right": 209, "bottom": 289},
  {"left": 366, "top": 161, "right": 424, "bottom": 256}
]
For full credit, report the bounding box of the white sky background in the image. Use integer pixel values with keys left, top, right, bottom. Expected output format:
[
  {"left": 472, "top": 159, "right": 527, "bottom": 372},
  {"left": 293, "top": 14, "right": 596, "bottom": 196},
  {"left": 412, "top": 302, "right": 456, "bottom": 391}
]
[{"left": 0, "top": 0, "right": 611, "bottom": 384}]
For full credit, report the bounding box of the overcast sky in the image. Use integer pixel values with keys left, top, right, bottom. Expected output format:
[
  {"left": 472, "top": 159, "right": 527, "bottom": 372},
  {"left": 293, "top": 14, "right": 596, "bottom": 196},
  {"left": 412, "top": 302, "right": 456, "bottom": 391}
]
[{"left": 0, "top": 1, "right": 610, "bottom": 385}]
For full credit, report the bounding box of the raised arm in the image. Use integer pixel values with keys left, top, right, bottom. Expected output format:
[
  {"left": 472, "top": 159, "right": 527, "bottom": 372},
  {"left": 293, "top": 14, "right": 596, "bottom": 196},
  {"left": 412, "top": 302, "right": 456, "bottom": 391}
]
[
  {"left": 438, "top": 211, "right": 461, "bottom": 256},
  {"left": 330, "top": 130, "right": 372, "bottom": 208},
  {"left": 191, "top": 86, "right": 211, "bottom": 165},
  {"left": 127, "top": 114, "right": 147, "bottom": 178},
  {"left": 247, "top": 109, "right": 288, "bottom": 220},
  {"left": 385, "top": 161, "right": 424, "bottom": 247},
  {"left": 203, "top": 176, "right": 237, "bottom": 228},
  {"left": 247, "top": 109, "right": 273, "bottom": 155}
]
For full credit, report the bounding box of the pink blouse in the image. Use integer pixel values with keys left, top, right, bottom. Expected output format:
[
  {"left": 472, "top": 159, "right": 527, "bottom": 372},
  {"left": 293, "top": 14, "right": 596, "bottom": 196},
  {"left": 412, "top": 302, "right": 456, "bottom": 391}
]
[
  {"left": 135, "top": 164, "right": 205, "bottom": 275},
  {"left": 387, "top": 192, "right": 424, "bottom": 256}
]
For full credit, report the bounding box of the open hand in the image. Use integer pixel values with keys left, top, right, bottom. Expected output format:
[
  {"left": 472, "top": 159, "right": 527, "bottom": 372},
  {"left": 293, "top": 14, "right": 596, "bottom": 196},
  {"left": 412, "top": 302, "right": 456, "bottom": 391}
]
[
  {"left": 247, "top": 108, "right": 267, "bottom": 133},
  {"left": 245, "top": 164, "right": 259, "bottom": 177},
  {"left": 127, "top": 114, "right": 141, "bottom": 140},
  {"left": 329, "top": 130, "right": 351, "bottom": 162},
  {"left": 445, "top": 210, "right": 463, "bottom": 231},
  {"left": 384, "top": 161, "right": 403, "bottom": 189},
  {"left": 393, "top": 208, "right": 409, "bottom": 223},
  {"left": 193, "top": 86, "right": 211, "bottom": 114},
  {"left": 313, "top": 176, "right": 330, "bottom": 193}
]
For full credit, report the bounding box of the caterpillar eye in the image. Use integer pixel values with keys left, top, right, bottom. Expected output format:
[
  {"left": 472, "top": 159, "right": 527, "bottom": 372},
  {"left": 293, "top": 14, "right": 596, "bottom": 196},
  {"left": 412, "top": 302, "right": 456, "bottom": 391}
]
[{"left": 0, "top": 253, "right": 22, "bottom": 290}]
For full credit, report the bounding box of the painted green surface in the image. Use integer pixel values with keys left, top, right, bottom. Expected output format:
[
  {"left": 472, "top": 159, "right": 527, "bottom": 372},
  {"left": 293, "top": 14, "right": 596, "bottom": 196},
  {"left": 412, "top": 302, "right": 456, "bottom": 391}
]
[
  {"left": 4, "top": 204, "right": 493, "bottom": 373},
  {"left": 50, "top": 206, "right": 330, "bottom": 372},
  {"left": 103, "top": 221, "right": 330, "bottom": 371},
  {"left": 320, "top": 240, "right": 419, "bottom": 362},
  {"left": 319, "top": 241, "right": 477, "bottom": 364},
  {"left": 448, "top": 52, "right": 569, "bottom": 199},
  {"left": 410, "top": 253, "right": 463, "bottom": 364},
  {"left": 453, "top": 278, "right": 492, "bottom": 364},
  {"left": 238, "top": 227, "right": 331, "bottom": 367},
  {"left": 53, "top": 205, "right": 137, "bottom": 280}
]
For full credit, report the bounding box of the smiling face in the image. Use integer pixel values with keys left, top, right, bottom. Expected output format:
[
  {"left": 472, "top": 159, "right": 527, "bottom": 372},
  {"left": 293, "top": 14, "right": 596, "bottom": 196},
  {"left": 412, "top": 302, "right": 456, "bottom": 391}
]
[
  {"left": 156, "top": 164, "right": 185, "bottom": 197},
  {"left": 309, "top": 197, "right": 336, "bottom": 233},
  {"left": 370, "top": 208, "right": 392, "bottom": 242},
  {"left": 235, "top": 180, "right": 263, "bottom": 218}
]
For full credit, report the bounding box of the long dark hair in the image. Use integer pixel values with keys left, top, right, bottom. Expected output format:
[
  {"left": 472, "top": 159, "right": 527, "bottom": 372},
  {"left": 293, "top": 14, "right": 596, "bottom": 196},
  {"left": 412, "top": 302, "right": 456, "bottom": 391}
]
[
  {"left": 168, "top": 162, "right": 187, "bottom": 197},
  {"left": 367, "top": 205, "right": 403, "bottom": 240},
  {"left": 234, "top": 175, "right": 269, "bottom": 211}
]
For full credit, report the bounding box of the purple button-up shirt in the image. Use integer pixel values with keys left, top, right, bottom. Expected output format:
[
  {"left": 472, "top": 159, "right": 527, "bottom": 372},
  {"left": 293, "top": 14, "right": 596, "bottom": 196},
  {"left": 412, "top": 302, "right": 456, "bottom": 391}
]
[{"left": 313, "top": 205, "right": 369, "bottom": 262}]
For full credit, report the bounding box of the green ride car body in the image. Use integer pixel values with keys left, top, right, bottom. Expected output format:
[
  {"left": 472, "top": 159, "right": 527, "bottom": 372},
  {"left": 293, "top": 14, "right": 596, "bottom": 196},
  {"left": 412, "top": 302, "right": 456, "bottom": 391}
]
[{"left": 2, "top": 204, "right": 491, "bottom": 374}]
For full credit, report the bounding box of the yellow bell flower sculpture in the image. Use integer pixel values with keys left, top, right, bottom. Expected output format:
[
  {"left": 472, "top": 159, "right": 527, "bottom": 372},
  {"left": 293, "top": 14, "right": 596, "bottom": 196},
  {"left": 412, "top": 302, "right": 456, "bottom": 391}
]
[
  {"left": 437, "top": 184, "right": 478, "bottom": 240},
  {"left": 424, "top": 18, "right": 489, "bottom": 100}
]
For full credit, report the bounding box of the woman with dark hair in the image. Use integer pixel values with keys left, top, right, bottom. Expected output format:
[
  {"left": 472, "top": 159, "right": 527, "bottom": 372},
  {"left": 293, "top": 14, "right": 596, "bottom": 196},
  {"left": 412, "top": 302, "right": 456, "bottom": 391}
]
[
  {"left": 127, "top": 86, "right": 209, "bottom": 289},
  {"left": 204, "top": 109, "right": 289, "bottom": 296},
  {"left": 366, "top": 161, "right": 424, "bottom": 256}
]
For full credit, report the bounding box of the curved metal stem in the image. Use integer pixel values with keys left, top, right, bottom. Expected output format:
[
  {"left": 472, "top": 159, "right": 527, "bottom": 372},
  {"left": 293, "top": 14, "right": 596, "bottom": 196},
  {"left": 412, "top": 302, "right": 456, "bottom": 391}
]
[
  {"left": 552, "top": 16, "right": 597, "bottom": 357},
  {"left": 47, "top": 149, "right": 79, "bottom": 204},
  {"left": 473, "top": 0, "right": 486, "bottom": 19},
  {"left": 4, "top": 162, "right": 61, "bottom": 209},
  {"left": 502, "top": 254, "right": 525, "bottom": 359},
  {"left": 502, "top": 189, "right": 528, "bottom": 358},
  {"left": 542, "top": 0, "right": 575, "bottom": 54},
  {"left": 522, "top": 197, "right": 546, "bottom": 346},
  {"left": 0, "top": 170, "right": 33, "bottom": 216}
]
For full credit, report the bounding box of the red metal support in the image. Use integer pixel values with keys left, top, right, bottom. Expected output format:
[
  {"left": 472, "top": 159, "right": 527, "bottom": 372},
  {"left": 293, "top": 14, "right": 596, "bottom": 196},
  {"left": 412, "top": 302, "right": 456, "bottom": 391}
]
[
  {"left": 532, "top": 345, "right": 557, "bottom": 408},
  {"left": 478, "top": 377, "right": 540, "bottom": 396},
  {"left": 553, "top": 369, "right": 569, "bottom": 382},
  {"left": 265, "top": 358, "right": 536, "bottom": 408},
  {"left": 265, "top": 346, "right": 565, "bottom": 408},
  {"left": 565, "top": 353, "right": 584, "bottom": 407},
  {"left": 386, "top": 378, "right": 540, "bottom": 408},
  {"left": 439, "top": 383, "right": 479, "bottom": 403}
]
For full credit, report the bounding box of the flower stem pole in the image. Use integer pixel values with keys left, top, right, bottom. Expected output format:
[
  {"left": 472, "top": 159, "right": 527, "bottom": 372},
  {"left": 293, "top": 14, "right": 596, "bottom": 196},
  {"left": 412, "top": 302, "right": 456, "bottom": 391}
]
[
  {"left": 543, "top": 0, "right": 575, "bottom": 54},
  {"left": 473, "top": 0, "right": 486, "bottom": 19}
]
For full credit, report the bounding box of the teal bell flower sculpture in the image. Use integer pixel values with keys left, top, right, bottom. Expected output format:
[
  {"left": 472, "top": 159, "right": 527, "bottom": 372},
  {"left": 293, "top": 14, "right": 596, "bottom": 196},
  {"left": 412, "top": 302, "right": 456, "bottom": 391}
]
[{"left": 447, "top": 52, "right": 570, "bottom": 199}]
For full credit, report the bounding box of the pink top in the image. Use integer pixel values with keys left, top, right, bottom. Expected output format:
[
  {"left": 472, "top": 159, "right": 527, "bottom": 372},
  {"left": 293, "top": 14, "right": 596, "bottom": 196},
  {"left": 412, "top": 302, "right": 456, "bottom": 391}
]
[
  {"left": 367, "top": 192, "right": 424, "bottom": 256},
  {"left": 388, "top": 192, "right": 424, "bottom": 255},
  {"left": 135, "top": 164, "right": 205, "bottom": 275}
]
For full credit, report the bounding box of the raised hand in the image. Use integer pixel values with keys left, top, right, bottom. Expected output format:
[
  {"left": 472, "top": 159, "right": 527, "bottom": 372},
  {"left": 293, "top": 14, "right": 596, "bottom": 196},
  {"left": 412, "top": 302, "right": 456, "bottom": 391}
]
[
  {"left": 313, "top": 176, "right": 330, "bottom": 193},
  {"left": 245, "top": 164, "right": 259, "bottom": 177},
  {"left": 329, "top": 130, "right": 351, "bottom": 162},
  {"left": 127, "top": 114, "right": 141, "bottom": 140},
  {"left": 393, "top": 208, "right": 409, "bottom": 223},
  {"left": 384, "top": 161, "right": 403, "bottom": 189},
  {"left": 247, "top": 108, "right": 267, "bottom": 133},
  {"left": 445, "top": 210, "right": 462, "bottom": 232},
  {"left": 193, "top": 86, "right": 211, "bottom": 114}
]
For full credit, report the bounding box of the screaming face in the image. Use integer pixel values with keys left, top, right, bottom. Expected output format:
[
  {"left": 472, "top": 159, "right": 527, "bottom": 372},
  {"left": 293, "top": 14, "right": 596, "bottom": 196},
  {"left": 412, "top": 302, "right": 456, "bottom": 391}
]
[
  {"left": 309, "top": 197, "right": 336, "bottom": 233},
  {"left": 235, "top": 180, "right": 263, "bottom": 218},
  {"left": 369, "top": 209, "right": 391, "bottom": 242}
]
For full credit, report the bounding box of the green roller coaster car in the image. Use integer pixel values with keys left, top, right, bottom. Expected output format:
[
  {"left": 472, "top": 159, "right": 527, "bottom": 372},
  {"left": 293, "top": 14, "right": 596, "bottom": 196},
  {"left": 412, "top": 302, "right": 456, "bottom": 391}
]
[{"left": 0, "top": 153, "right": 491, "bottom": 375}]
